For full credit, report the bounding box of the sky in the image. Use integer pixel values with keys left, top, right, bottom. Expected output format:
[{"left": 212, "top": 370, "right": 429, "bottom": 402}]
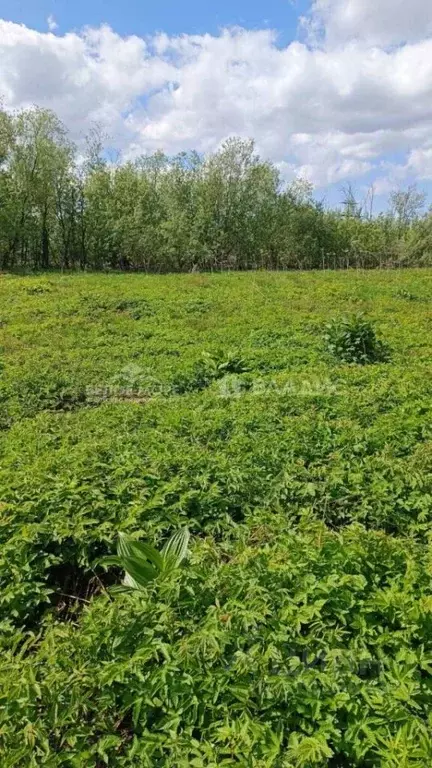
[{"left": 1, "top": 0, "right": 432, "bottom": 208}]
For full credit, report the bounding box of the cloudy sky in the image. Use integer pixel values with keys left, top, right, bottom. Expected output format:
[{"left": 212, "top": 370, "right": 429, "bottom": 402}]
[{"left": 1, "top": 0, "right": 432, "bottom": 205}]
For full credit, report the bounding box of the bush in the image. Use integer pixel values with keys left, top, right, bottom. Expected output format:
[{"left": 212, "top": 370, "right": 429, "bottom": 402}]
[
  {"left": 171, "top": 351, "right": 250, "bottom": 393},
  {"left": 324, "top": 314, "right": 390, "bottom": 365}
]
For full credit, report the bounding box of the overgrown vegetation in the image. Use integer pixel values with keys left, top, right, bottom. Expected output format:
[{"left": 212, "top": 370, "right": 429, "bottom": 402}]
[
  {"left": 324, "top": 315, "right": 390, "bottom": 365},
  {"left": 1, "top": 106, "right": 432, "bottom": 272},
  {"left": 1, "top": 269, "right": 432, "bottom": 766}
]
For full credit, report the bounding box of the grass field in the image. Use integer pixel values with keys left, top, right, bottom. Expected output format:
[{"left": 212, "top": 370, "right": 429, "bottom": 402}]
[{"left": 1, "top": 269, "right": 432, "bottom": 767}]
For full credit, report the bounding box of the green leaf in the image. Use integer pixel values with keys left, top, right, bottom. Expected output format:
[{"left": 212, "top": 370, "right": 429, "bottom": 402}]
[
  {"left": 120, "top": 554, "right": 160, "bottom": 588},
  {"left": 117, "top": 533, "right": 164, "bottom": 572},
  {"left": 161, "top": 527, "right": 190, "bottom": 571},
  {"left": 97, "top": 555, "right": 123, "bottom": 569}
]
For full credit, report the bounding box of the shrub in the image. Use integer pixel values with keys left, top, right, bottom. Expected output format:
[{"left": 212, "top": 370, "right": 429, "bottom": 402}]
[
  {"left": 171, "top": 350, "right": 250, "bottom": 393},
  {"left": 324, "top": 314, "right": 390, "bottom": 364}
]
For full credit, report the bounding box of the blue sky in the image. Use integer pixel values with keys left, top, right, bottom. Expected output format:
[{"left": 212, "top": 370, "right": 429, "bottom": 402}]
[
  {"left": 1, "top": 0, "right": 432, "bottom": 208},
  {"left": 0, "top": 0, "right": 309, "bottom": 41}
]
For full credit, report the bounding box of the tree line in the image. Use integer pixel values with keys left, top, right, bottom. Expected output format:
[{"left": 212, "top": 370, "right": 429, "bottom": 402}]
[{"left": 1, "top": 105, "right": 431, "bottom": 272}]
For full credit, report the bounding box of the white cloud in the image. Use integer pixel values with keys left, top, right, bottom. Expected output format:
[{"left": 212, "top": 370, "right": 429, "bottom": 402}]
[
  {"left": 47, "top": 15, "right": 58, "bottom": 33},
  {"left": 305, "top": 0, "right": 432, "bottom": 48},
  {"left": 0, "top": 22, "right": 174, "bottom": 144},
  {"left": 1, "top": 17, "right": 432, "bottom": 188},
  {"left": 406, "top": 147, "right": 432, "bottom": 179}
]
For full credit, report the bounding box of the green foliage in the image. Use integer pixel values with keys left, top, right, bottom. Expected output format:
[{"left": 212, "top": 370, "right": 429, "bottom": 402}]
[
  {"left": 103, "top": 529, "right": 190, "bottom": 590},
  {"left": 0, "top": 270, "right": 432, "bottom": 765},
  {"left": 1, "top": 103, "right": 432, "bottom": 272},
  {"left": 324, "top": 314, "right": 390, "bottom": 365},
  {"left": 172, "top": 350, "right": 249, "bottom": 393},
  {"left": 2, "top": 522, "right": 432, "bottom": 766}
]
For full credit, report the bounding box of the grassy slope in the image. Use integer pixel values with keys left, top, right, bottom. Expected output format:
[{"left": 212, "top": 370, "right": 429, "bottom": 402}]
[{"left": 1, "top": 269, "right": 432, "bottom": 767}]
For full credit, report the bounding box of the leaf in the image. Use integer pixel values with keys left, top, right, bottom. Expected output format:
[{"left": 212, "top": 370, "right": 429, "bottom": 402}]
[
  {"left": 161, "top": 527, "right": 190, "bottom": 571},
  {"left": 120, "top": 554, "right": 160, "bottom": 588},
  {"left": 97, "top": 555, "right": 123, "bottom": 569},
  {"left": 117, "top": 533, "right": 164, "bottom": 572}
]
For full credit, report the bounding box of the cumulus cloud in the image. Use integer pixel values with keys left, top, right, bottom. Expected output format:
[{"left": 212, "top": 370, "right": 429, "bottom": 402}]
[
  {"left": 0, "top": 21, "right": 175, "bottom": 143},
  {"left": 1, "top": 13, "right": 432, "bottom": 189},
  {"left": 305, "top": 0, "right": 432, "bottom": 48}
]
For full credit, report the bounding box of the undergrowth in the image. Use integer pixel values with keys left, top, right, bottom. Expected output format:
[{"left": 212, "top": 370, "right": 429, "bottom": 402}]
[{"left": 0, "top": 269, "right": 431, "bottom": 766}]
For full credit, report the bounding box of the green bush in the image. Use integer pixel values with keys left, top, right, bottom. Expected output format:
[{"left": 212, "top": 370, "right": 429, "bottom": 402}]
[
  {"left": 171, "top": 350, "right": 249, "bottom": 393},
  {"left": 324, "top": 314, "right": 390, "bottom": 365}
]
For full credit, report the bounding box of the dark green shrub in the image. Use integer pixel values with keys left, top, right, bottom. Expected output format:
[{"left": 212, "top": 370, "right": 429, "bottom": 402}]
[
  {"left": 113, "top": 299, "right": 154, "bottom": 319},
  {"left": 171, "top": 350, "right": 250, "bottom": 393},
  {"left": 324, "top": 314, "right": 390, "bottom": 364}
]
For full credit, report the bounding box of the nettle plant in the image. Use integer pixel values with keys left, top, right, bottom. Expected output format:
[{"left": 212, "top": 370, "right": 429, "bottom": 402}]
[
  {"left": 171, "top": 350, "right": 250, "bottom": 393},
  {"left": 324, "top": 314, "right": 390, "bottom": 365}
]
